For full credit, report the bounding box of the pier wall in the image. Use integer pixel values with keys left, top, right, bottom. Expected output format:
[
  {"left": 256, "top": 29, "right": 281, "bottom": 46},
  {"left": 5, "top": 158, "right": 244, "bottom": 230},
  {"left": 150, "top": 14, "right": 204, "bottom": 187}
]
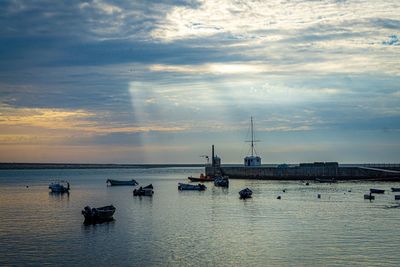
[{"left": 205, "top": 162, "right": 400, "bottom": 181}]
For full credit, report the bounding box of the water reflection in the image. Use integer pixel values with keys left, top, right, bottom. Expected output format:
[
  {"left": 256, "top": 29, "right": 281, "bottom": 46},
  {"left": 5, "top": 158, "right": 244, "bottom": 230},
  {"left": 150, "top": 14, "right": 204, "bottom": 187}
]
[{"left": 48, "top": 191, "right": 70, "bottom": 201}]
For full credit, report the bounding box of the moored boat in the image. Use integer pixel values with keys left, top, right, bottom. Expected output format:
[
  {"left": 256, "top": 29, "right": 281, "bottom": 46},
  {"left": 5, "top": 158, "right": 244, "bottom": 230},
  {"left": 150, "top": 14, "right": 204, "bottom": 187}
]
[
  {"left": 239, "top": 188, "right": 252, "bottom": 199},
  {"left": 49, "top": 180, "right": 70, "bottom": 193},
  {"left": 188, "top": 173, "right": 214, "bottom": 182},
  {"left": 178, "top": 183, "right": 206, "bottom": 191},
  {"left": 370, "top": 188, "right": 385, "bottom": 194},
  {"left": 391, "top": 188, "right": 400, "bottom": 192},
  {"left": 106, "top": 179, "right": 138, "bottom": 186},
  {"left": 364, "top": 194, "right": 375, "bottom": 200},
  {"left": 214, "top": 176, "right": 229, "bottom": 187},
  {"left": 82, "top": 205, "right": 116, "bottom": 222},
  {"left": 133, "top": 184, "right": 154, "bottom": 196},
  {"left": 315, "top": 178, "right": 337, "bottom": 183}
]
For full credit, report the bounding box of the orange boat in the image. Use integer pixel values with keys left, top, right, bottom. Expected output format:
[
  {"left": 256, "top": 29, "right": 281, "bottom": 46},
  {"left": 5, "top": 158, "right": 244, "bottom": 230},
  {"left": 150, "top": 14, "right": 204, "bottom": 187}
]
[{"left": 188, "top": 173, "right": 214, "bottom": 182}]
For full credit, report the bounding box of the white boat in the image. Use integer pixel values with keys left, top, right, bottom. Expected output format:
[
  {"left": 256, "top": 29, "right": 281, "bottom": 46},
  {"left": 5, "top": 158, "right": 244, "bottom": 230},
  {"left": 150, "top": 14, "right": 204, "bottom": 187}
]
[{"left": 49, "top": 181, "right": 70, "bottom": 193}]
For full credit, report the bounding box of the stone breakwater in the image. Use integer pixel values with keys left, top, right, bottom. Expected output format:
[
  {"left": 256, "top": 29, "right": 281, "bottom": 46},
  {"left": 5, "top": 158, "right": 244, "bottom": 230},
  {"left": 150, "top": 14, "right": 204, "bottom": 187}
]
[{"left": 206, "top": 162, "right": 400, "bottom": 181}]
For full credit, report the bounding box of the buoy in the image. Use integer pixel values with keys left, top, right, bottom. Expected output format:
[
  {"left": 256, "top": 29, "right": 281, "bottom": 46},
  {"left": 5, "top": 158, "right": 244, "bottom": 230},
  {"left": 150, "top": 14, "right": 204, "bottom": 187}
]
[
  {"left": 317, "top": 194, "right": 321, "bottom": 198},
  {"left": 277, "top": 196, "right": 281, "bottom": 200},
  {"left": 283, "top": 189, "right": 286, "bottom": 193},
  {"left": 306, "top": 182, "right": 309, "bottom": 186}
]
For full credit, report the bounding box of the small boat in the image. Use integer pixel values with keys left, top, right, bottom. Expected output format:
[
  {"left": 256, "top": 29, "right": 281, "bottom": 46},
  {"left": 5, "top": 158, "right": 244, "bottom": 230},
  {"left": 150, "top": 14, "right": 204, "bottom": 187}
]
[
  {"left": 239, "top": 188, "right": 252, "bottom": 199},
  {"left": 188, "top": 173, "right": 214, "bottom": 182},
  {"left": 82, "top": 205, "right": 116, "bottom": 222},
  {"left": 395, "top": 195, "right": 400, "bottom": 200},
  {"left": 391, "top": 188, "right": 400, "bottom": 192},
  {"left": 49, "top": 180, "right": 70, "bottom": 193},
  {"left": 106, "top": 179, "right": 138, "bottom": 186},
  {"left": 370, "top": 188, "right": 385, "bottom": 194},
  {"left": 178, "top": 183, "right": 206, "bottom": 191},
  {"left": 315, "top": 178, "right": 337, "bottom": 183},
  {"left": 214, "top": 176, "right": 229, "bottom": 187},
  {"left": 364, "top": 194, "right": 375, "bottom": 200},
  {"left": 133, "top": 184, "right": 154, "bottom": 196}
]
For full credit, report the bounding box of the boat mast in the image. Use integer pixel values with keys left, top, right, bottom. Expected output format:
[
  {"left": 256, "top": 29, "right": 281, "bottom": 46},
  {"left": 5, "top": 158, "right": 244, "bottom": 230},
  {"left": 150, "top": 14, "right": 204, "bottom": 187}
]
[{"left": 251, "top": 116, "right": 254, "bottom": 157}]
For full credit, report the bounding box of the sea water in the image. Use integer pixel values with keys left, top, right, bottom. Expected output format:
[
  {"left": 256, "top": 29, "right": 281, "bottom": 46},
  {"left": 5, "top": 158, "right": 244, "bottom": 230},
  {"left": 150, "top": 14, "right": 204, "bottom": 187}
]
[{"left": 0, "top": 167, "right": 400, "bottom": 266}]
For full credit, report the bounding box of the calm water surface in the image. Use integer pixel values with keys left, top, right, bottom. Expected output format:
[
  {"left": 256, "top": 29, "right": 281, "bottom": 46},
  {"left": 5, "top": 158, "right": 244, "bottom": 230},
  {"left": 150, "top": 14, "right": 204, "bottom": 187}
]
[{"left": 1, "top": 167, "right": 400, "bottom": 266}]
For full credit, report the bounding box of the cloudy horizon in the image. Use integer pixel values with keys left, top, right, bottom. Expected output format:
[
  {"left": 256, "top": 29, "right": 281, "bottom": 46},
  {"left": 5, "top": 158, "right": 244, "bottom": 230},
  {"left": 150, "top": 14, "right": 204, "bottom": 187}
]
[{"left": 0, "top": 0, "right": 399, "bottom": 164}]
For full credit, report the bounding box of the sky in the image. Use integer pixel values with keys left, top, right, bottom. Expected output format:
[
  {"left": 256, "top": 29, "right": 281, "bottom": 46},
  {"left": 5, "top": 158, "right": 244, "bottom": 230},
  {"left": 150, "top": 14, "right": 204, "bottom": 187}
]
[{"left": 0, "top": 0, "right": 399, "bottom": 164}]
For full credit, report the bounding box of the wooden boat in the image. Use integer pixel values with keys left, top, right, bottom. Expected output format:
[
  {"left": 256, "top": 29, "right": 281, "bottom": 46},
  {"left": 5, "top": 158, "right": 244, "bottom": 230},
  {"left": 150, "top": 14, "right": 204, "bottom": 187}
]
[
  {"left": 239, "top": 188, "right": 252, "bottom": 199},
  {"left": 315, "top": 178, "right": 337, "bottom": 183},
  {"left": 133, "top": 184, "right": 154, "bottom": 196},
  {"left": 49, "top": 180, "right": 70, "bottom": 193},
  {"left": 364, "top": 194, "right": 375, "bottom": 200},
  {"left": 106, "top": 179, "right": 138, "bottom": 186},
  {"left": 391, "top": 188, "right": 400, "bottom": 192},
  {"left": 214, "top": 176, "right": 229, "bottom": 187},
  {"left": 82, "top": 205, "right": 116, "bottom": 222},
  {"left": 188, "top": 173, "right": 214, "bottom": 182},
  {"left": 370, "top": 188, "right": 385, "bottom": 194},
  {"left": 178, "top": 183, "right": 206, "bottom": 191}
]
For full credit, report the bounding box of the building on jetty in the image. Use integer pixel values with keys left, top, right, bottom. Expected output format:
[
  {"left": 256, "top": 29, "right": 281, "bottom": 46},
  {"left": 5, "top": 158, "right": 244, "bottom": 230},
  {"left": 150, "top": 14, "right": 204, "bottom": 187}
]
[{"left": 206, "top": 117, "right": 400, "bottom": 181}]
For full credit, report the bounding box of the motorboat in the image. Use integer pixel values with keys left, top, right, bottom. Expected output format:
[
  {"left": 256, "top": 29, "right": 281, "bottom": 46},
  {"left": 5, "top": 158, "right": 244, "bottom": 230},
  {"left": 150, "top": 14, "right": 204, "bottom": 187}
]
[
  {"left": 370, "top": 188, "right": 385, "bottom": 194},
  {"left": 188, "top": 173, "right": 214, "bottom": 182},
  {"left": 315, "top": 178, "right": 337, "bottom": 183},
  {"left": 133, "top": 184, "right": 154, "bottom": 196},
  {"left": 391, "top": 188, "right": 400, "bottom": 192},
  {"left": 82, "top": 205, "right": 116, "bottom": 222},
  {"left": 364, "top": 194, "right": 375, "bottom": 200},
  {"left": 106, "top": 179, "right": 138, "bottom": 186},
  {"left": 178, "top": 183, "right": 206, "bottom": 191},
  {"left": 49, "top": 180, "right": 70, "bottom": 193},
  {"left": 214, "top": 176, "right": 229, "bottom": 187},
  {"left": 239, "top": 188, "right": 252, "bottom": 199}
]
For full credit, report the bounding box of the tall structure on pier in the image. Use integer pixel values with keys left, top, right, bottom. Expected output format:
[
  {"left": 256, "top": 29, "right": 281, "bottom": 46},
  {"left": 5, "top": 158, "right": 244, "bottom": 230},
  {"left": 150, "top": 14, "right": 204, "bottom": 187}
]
[{"left": 244, "top": 117, "right": 261, "bottom": 166}]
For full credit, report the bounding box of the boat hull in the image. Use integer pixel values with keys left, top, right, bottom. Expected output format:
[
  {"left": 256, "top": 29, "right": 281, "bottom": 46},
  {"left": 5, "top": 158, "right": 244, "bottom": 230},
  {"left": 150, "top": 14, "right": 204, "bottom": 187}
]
[
  {"left": 188, "top": 176, "right": 214, "bottom": 182},
  {"left": 82, "top": 205, "right": 116, "bottom": 222},
  {"left": 106, "top": 179, "right": 138, "bottom": 186},
  {"left": 178, "top": 183, "right": 206, "bottom": 191},
  {"left": 370, "top": 189, "right": 385, "bottom": 194}
]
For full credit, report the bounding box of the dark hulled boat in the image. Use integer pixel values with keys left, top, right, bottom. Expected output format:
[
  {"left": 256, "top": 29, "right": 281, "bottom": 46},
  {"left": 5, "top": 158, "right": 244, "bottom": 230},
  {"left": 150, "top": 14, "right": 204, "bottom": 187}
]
[
  {"left": 106, "top": 179, "right": 138, "bottom": 186},
  {"left": 82, "top": 205, "right": 116, "bottom": 222},
  {"left": 370, "top": 188, "right": 385, "bottom": 194}
]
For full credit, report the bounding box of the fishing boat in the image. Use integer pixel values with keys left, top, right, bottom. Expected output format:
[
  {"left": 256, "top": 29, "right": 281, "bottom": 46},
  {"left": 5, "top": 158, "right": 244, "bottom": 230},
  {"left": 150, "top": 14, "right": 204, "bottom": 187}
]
[
  {"left": 106, "top": 179, "right": 138, "bottom": 186},
  {"left": 178, "top": 183, "right": 206, "bottom": 191},
  {"left": 370, "top": 188, "right": 385, "bottom": 194},
  {"left": 188, "top": 173, "right": 214, "bottom": 182},
  {"left": 239, "top": 188, "right": 252, "bottom": 199},
  {"left": 48, "top": 180, "right": 70, "bottom": 193},
  {"left": 214, "top": 176, "right": 229, "bottom": 187},
  {"left": 315, "top": 178, "right": 337, "bottom": 183},
  {"left": 391, "top": 188, "right": 400, "bottom": 192},
  {"left": 82, "top": 205, "right": 116, "bottom": 222},
  {"left": 133, "top": 184, "right": 154, "bottom": 196},
  {"left": 364, "top": 194, "right": 375, "bottom": 200}
]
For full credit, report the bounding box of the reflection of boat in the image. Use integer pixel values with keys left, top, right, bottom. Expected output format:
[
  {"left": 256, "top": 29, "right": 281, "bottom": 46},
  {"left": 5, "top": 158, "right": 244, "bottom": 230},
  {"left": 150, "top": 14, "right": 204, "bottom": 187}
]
[
  {"left": 315, "top": 178, "right": 337, "bottom": 183},
  {"left": 49, "top": 181, "right": 70, "bottom": 193},
  {"left": 391, "top": 188, "right": 400, "bottom": 192},
  {"left": 214, "top": 176, "right": 229, "bottom": 187},
  {"left": 106, "top": 179, "right": 138, "bottom": 186},
  {"left": 133, "top": 184, "right": 154, "bottom": 196},
  {"left": 370, "top": 188, "right": 385, "bottom": 194},
  {"left": 239, "top": 188, "right": 252, "bottom": 199},
  {"left": 188, "top": 173, "right": 214, "bottom": 182},
  {"left": 178, "top": 183, "right": 206, "bottom": 191},
  {"left": 82, "top": 205, "right": 116, "bottom": 222}
]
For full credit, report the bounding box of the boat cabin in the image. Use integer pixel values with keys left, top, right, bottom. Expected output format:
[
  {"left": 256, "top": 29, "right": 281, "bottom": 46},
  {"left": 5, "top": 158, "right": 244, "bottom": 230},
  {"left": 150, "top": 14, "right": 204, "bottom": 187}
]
[{"left": 244, "top": 155, "right": 261, "bottom": 166}]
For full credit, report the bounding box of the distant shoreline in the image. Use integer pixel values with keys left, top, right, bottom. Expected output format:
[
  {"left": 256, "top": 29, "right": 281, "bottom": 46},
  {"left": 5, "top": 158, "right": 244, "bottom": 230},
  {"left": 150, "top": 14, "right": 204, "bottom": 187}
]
[{"left": 0, "top": 163, "right": 206, "bottom": 170}]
